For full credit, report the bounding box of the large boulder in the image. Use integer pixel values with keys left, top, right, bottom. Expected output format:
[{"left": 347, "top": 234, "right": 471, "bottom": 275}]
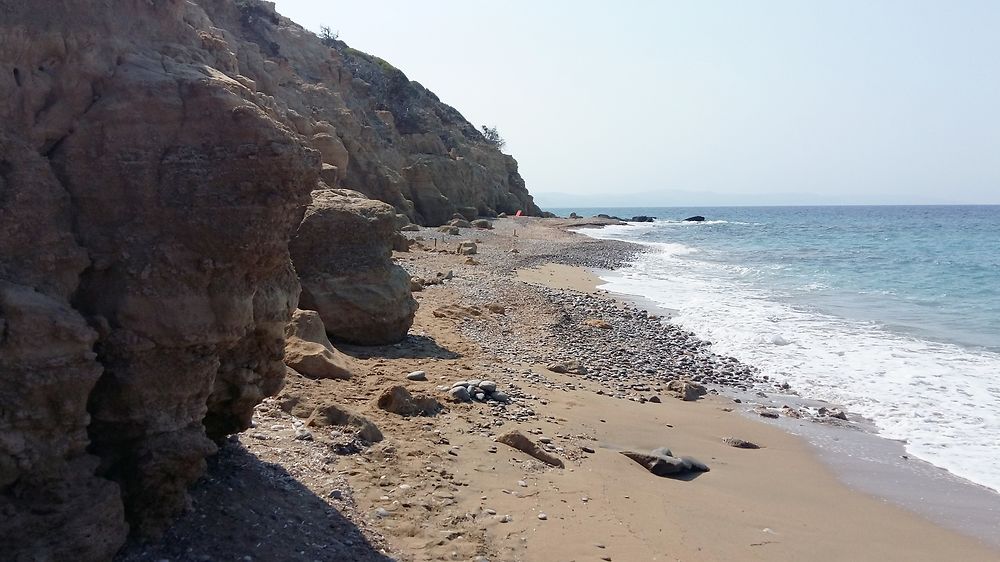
[
  {"left": 291, "top": 189, "right": 418, "bottom": 345},
  {"left": 284, "top": 309, "right": 354, "bottom": 379}
]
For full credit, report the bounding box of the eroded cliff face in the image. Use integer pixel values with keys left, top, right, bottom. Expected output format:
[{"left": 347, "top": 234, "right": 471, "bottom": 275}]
[
  {"left": 1, "top": 0, "right": 315, "bottom": 557},
  {"left": 1, "top": 0, "right": 533, "bottom": 558},
  {"left": 195, "top": 0, "right": 541, "bottom": 225}
]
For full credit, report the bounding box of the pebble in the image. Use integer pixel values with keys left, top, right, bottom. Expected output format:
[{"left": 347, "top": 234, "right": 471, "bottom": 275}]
[
  {"left": 500, "top": 514, "right": 512, "bottom": 523},
  {"left": 537, "top": 513, "right": 547, "bottom": 520},
  {"left": 406, "top": 370, "right": 427, "bottom": 381},
  {"left": 517, "top": 480, "right": 527, "bottom": 487},
  {"left": 374, "top": 508, "right": 390, "bottom": 518}
]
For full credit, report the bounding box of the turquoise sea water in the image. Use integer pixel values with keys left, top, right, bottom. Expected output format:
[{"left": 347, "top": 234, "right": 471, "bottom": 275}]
[{"left": 553, "top": 205, "right": 1000, "bottom": 492}]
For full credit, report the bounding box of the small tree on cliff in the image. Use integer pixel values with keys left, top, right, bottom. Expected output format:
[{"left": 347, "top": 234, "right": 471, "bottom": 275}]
[
  {"left": 480, "top": 125, "right": 506, "bottom": 151},
  {"left": 319, "top": 25, "right": 339, "bottom": 46}
]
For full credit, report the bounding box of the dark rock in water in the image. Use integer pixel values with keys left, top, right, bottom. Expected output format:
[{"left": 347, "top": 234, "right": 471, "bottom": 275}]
[
  {"left": 630, "top": 215, "right": 656, "bottom": 222},
  {"left": 683, "top": 215, "right": 706, "bottom": 222},
  {"left": 596, "top": 213, "right": 625, "bottom": 221}
]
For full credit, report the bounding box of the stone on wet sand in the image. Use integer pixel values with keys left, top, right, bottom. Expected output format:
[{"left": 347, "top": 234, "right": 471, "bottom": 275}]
[
  {"left": 406, "top": 370, "right": 428, "bottom": 381},
  {"left": 667, "top": 379, "right": 707, "bottom": 401},
  {"left": 496, "top": 431, "right": 565, "bottom": 468}
]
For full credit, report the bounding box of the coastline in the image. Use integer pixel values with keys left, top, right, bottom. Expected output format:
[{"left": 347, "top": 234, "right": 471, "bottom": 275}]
[
  {"left": 556, "top": 219, "right": 1000, "bottom": 549},
  {"left": 121, "top": 216, "right": 1000, "bottom": 561}
]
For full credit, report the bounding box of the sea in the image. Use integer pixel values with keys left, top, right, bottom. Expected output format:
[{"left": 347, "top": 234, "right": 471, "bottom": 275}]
[{"left": 550, "top": 205, "right": 1000, "bottom": 494}]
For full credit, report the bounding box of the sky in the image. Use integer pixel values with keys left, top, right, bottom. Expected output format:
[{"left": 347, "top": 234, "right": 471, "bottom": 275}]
[{"left": 273, "top": 1, "right": 1000, "bottom": 206}]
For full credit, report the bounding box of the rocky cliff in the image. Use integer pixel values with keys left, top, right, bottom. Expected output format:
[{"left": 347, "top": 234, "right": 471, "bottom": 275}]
[
  {"left": 0, "top": 0, "right": 534, "bottom": 559},
  {"left": 202, "top": 0, "right": 540, "bottom": 225}
]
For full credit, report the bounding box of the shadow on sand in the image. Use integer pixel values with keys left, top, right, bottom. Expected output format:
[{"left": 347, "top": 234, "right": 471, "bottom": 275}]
[
  {"left": 115, "top": 440, "right": 393, "bottom": 562},
  {"left": 337, "top": 334, "right": 461, "bottom": 360}
]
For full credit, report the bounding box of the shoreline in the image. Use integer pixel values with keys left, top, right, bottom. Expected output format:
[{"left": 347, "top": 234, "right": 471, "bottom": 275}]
[
  {"left": 121, "top": 216, "right": 1000, "bottom": 561},
  {"left": 552, "top": 221, "right": 1000, "bottom": 549}
]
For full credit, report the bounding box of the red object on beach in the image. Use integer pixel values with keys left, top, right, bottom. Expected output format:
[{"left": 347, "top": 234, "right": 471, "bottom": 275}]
[{"left": 515, "top": 210, "right": 523, "bottom": 217}]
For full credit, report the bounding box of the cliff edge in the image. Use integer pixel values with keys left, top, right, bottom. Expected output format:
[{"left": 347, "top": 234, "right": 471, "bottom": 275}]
[{"left": 0, "top": 0, "right": 534, "bottom": 559}]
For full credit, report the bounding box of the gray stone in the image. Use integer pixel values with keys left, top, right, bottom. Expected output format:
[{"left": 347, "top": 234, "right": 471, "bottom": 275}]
[
  {"left": 448, "top": 386, "right": 472, "bottom": 402},
  {"left": 406, "top": 370, "right": 427, "bottom": 381},
  {"left": 479, "top": 380, "right": 497, "bottom": 392}
]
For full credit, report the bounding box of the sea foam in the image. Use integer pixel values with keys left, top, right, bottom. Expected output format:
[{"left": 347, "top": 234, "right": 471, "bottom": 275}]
[{"left": 576, "top": 224, "right": 1000, "bottom": 493}]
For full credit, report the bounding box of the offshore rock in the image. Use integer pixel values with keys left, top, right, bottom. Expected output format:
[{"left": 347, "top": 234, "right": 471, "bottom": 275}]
[{"left": 291, "top": 189, "right": 418, "bottom": 345}]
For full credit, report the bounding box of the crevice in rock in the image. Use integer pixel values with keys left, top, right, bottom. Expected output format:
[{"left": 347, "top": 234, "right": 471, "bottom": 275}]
[{"left": 12, "top": 67, "right": 21, "bottom": 87}]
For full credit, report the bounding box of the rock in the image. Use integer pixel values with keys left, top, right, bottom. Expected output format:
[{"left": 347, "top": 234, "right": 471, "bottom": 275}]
[
  {"left": 620, "top": 449, "right": 710, "bottom": 477},
  {"left": 400, "top": 223, "right": 420, "bottom": 231},
  {"left": 569, "top": 212, "right": 581, "bottom": 218},
  {"left": 457, "top": 241, "right": 478, "bottom": 255},
  {"left": 479, "top": 380, "right": 497, "bottom": 392},
  {"left": 0, "top": 0, "right": 346, "bottom": 548},
  {"left": 448, "top": 386, "right": 472, "bottom": 402},
  {"left": 376, "top": 386, "right": 442, "bottom": 416},
  {"left": 547, "top": 360, "right": 588, "bottom": 375},
  {"left": 819, "top": 407, "right": 849, "bottom": 420},
  {"left": 291, "top": 189, "right": 419, "bottom": 345},
  {"left": 410, "top": 277, "right": 425, "bottom": 292},
  {"left": 279, "top": 383, "right": 384, "bottom": 443},
  {"left": 648, "top": 395, "right": 662, "bottom": 403},
  {"left": 406, "top": 370, "right": 428, "bottom": 381},
  {"left": 722, "top": 437, "right": 760, "bottom": 449},
  {"left": 582, "top": 446, "right": 596, "bottom": 454},
  {"left": 683, "top": 215, "right": 706, "bottom": 222},
  {"left": 583, "top": 318, "right": 612, "bottom": 329},
  {"left": 433, "top": 304, "right": 483, "bottom": 319},
  {"left": 471, "top": 219, "right": 493, "bottom": 229},
  {"left": 496, "top": 431, "right": 565, "bottom": 468},
  {"left": 448, "top": 218, "right": 472, "bottom": 228},
  {"left": 490, "top": 392, "right": 511, "bottom": 403},
  {"left": 666, "top": 379, "right": 707, "bottom": 401},
  {"left": 437, "top": 225, "right": 461, "bottom": 235},
  {"left": 537, "top": 513, "right": 548, "bottom": 520},
  {"left": 757, "top": 409, "right": 780, "bottom": 419},
  {"left": 630, "top": 215, "right": 656, "bottom": 222},
  {"left": 283, "top": 309, "right": 354, "bottom": 380},
  {"left": 487, "top": 304, "right": 506, "bottom": 314}
]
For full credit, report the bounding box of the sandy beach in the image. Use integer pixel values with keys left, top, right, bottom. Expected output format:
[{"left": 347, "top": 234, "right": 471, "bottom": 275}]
[{"left": 120, "top": 217, "right": 1000, "bottom": 561}]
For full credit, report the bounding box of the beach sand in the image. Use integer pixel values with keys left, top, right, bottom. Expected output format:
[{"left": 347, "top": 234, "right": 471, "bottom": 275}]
[{"left": 120, "top": 217, "right": 1000, "bottom": 561}]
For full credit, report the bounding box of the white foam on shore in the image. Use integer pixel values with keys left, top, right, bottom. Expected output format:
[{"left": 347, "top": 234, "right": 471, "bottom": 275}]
[{"left": 578, "top": 227, "right": 1000, "bottom": 494}]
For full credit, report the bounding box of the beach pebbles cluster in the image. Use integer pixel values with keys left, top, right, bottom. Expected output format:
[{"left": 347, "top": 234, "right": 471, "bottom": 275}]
[{"left": 443, "top": 379, "right": 511, "bottom": 403}]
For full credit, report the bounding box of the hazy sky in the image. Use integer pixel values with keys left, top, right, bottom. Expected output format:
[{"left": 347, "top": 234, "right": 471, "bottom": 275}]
[{"left": 274, "top": 1, "right": 1000, "bottom": 205}]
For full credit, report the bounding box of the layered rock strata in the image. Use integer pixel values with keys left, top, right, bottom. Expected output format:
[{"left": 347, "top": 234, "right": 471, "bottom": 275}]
[
  {"left": 291, "top": 189, "right": 418, "bottom": 345},
  {"left": 1, "top": 0, "right": 534, "bottom": 557}
]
